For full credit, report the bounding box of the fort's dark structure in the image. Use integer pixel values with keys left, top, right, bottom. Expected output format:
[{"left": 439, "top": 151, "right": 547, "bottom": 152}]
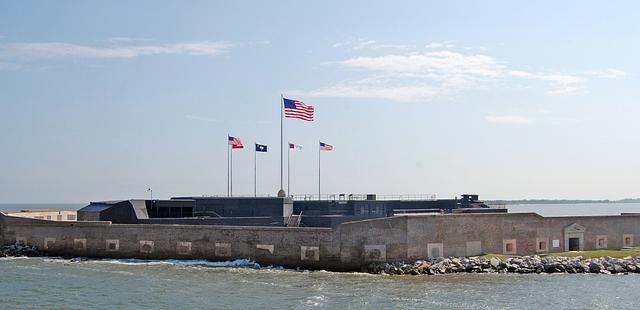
[{"left": 77, "top": 194, "right": 504, "bottom": 227}]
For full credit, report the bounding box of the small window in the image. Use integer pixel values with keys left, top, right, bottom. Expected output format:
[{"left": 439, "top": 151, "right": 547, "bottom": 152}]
[
  {"left": 46, "top": 216, "right": 52, "bottom": 220},
  {"left": 67, "top": 214, "right": 76, "bottom": 220},
  {"left": 538, "top": 241, "right": 546, "bottom": 251},
  {"left": 595, "top": 235, "right": 607, "bottom": 249},
  {"left": 503, "top": 239, "right": 517, "bottom": 254}
]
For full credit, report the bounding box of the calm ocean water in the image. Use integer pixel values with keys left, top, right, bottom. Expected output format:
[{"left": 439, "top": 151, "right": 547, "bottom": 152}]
[{"left": 2, "top": 202, "right": 640, "bottom": 309}]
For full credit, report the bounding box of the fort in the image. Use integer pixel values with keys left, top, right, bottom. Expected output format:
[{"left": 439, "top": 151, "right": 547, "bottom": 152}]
[{"left": 1, "top": 195, "right": 639, "bottom": 271}]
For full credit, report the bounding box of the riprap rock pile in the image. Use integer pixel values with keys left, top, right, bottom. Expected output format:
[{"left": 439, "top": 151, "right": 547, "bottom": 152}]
[
  {"left": 0, "top": 243, "right": 41, "bottom": 257},
  {"left": 367, "top": 255, "right": 640, "bottom": 275}
]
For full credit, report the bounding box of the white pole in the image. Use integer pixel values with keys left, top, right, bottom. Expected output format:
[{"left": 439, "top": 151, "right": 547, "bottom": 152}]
[
  {"left": 254, "top": 143, "right": 257, "bottom": 197},
  {"left": 227, "top": 134, "right": 230, "bottom": 197},
  {"left": 287, "top": 144, "right": 291, "bottom": 196},
  {"left": 230, "top": 143, "right": 233, "bottom": 197},
  {"left": 318, "top": 140, "right": 321, "bottom": 199},
  {"left": 279, "top": 94, "right": 284, "bottom": 196}
]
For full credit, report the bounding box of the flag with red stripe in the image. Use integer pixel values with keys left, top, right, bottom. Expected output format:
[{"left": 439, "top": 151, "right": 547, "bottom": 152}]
[
  {"left": 228, "top": 136, "right": 244, "bottom": 149},
  {"left": 319, "top": 142, "right": 333, "bottom": 151},
  {"left": 283, "top": 98, "right": 314, "bottom": 121}
]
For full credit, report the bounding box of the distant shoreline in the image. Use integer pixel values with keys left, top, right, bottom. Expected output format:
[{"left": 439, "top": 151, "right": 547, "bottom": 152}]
[{"left": 487, "top": 199, "right": 640, "bottom": 205}]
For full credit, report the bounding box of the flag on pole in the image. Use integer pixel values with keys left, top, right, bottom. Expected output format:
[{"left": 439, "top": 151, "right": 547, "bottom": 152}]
[
  {"left": 283, "top": 98, "right": 314, "bottom": 121},
  {"left": 288, "top": 142, "right": 303, "bottom": 151},
  {"left": 319, "top": 142, "right": 333, "bottom": 151},
  {"left": 228, "top": 136, "right": 244, "bottom": 149},
  {"left": 255, "top": 143, "right": 268, "bottom": 152}
]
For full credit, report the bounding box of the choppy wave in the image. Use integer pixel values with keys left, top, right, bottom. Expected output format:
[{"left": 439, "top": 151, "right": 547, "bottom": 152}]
[{"left": 32, "top": 257, "right": 262, "bottom": 269}]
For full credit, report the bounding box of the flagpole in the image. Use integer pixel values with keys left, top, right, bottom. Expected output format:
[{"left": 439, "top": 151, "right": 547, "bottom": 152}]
[
  {"left": 230, "top": 142, "right": 233, "bottom": 197},
  {"left": 279, "top": 94, "right": 285, "bottom": 197},
  {"left": 254, "top": 143, "right": 257, "bottom": 197},
  {"left": 287, "top": 144, "right": 291, "bottom": 196},
  {"left": 318, "top": 140, "right": 321, "bottom": 199},
  {"left": 227, "top": 134, "right": 230, "bottom": 197}
]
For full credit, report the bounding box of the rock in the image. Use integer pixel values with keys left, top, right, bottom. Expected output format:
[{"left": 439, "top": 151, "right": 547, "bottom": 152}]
[
  {"left": 613, "top": 264, "right": 625, "bottom": 274},
  {"left": 1, "top": 243, "right": 41, "bottom": 257},
  {"left": 490, "top": 257, "right": 500, "bottom": 268},
  {"left": 365, "top": 254, "right": 640, "bottom": 276}
]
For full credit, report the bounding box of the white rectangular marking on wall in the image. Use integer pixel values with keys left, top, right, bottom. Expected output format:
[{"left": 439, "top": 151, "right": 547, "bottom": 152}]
[
  {"left": 363, "top": 245, "right": 386, "bottom": 262},
  {"left": 106, "top": 239, "right": 119, "bottom": 252},
  {"left": 215, "top": 242, "right": 232, "bottom": 257},
  {"left": 177, "top": 241, "right": 192, "bottom": 255},
  {"left": 503, "top": 239, "right": 517, "bottom": 255},
  {"left": 300, "top": 246, "right": 320, "bottom": 261},
  {"left": 256, "top": 244, "right": 275, "bottom": 254},
  {"left": 139, "top": 240, "right": 154, "bottom": 254},
  {"left": 552, "top": 240, "right": 560, "bottom": 248},
  {"left": 74, "top": 238, "right": 87, "bottom": 251},
  {"left": 466, "top": 241, "right": 482, "bottom": 256},
  {"left": 427, "top": 243, "right": 444, "bottom": 259}
]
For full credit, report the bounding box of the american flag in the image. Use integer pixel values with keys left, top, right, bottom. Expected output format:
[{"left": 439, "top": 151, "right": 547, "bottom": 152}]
[
  {"left": 319, "top": 142, "right": 333, "bottom": 151},
  {"left": 289, "top": 142, "right": 303, "bottom": 151},
  {"left": 283, "top": 98, "right": 314, "bottom": 121},
  {"left": 228, "top": 136, "right": 244, "bottom": 149}
]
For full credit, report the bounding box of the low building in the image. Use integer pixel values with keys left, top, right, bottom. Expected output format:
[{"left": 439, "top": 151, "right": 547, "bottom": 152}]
[{"left": 6, "top": 209, "right": 77, "bottom": 221}]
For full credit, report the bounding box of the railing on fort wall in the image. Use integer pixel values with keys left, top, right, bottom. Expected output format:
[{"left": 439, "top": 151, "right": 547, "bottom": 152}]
[
  {"left": 290, "top": 194, "right": 437, "bottom": 201},
  {"left": 188, "top": 193, "right": 438, "bottom": 201}
]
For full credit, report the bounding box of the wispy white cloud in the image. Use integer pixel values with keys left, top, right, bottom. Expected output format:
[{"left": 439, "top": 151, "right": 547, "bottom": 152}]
[
  {"left": 425, "top": 41, "right": 455, "bottom": 49},
  {"left": 106, "top": 37, "right": 155, "bottom": 44},
  {"left": 584, "top": 68, "right": 626, "bottom": 79},
  {"left": 296, "top": 46, "right": 625, "bottom": 102},
  {"left": 332, "top": 39, "right": 377, "bottom": 50},
  {"left": 485, "top": 115, "right": 532, "bottom": 125},
  {"left": 507, "top": 70, "right": 585, "bottom": 95},
  {"left": 337, "top": 51, "right": 502, "bottom": 79},
  {"left": 292, "top": 83, "right": 438, "bottom": 102},
  {"left": 332, "top": 38, "right": 414, "bottom": 51},
  {"left": 184, "top": 114, "right": 222, "bottom": 123},
  {"left": 0, "top": 41, "right": 233, "bottom": 59},
  {"left": 185, "top": 114, "right": 273, "bottom": 125}
]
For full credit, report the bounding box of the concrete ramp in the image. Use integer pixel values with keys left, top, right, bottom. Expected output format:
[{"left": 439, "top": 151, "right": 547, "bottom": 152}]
[{"left": 130, "top": 200, "right": 149, "bottom": 220}]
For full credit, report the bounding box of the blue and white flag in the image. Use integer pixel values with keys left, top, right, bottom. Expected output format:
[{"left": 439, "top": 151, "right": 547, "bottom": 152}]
[{"left": 255, "top": 143, "right": 268, "bottom": 152}]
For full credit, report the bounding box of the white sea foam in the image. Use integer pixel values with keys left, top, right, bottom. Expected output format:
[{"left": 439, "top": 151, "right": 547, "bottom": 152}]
[
  {"left": 303, "top": 295, "right": 327, "bottom": 307},
  {"left": 48, "top": 257, "right": 263, "bottom": 269}
]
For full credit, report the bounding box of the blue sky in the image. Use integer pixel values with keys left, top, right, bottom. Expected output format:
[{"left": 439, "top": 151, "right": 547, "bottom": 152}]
[{"left": 1, "top": 1, "right": 639, "bottom": 203}]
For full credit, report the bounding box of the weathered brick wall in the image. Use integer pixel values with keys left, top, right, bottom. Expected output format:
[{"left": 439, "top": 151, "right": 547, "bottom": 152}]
[
  {"left": 0, "top": 213, "right": 338, "bottom": 270},
  {"left": 3, "top": 212, "right": 640, "bottom": 271}
]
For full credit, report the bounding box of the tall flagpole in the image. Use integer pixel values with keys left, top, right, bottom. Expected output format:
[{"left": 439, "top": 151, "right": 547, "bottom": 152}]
[
  {"left": 287, "top": 144, "right": 291, "bottom": 196},
  {"left": 230, "top": 143, "right": 233, "bottom": 197},
  {"left": 227, "top": 134, "right": 230, "bottom": 197},
  {"left": 278, "top": 94, "right": 285, "bottom": 197},
  {"left": 254, "top": 143, "right": 257, "bottom": 197},
  {"left": 318, "top": 140, "right": 321, "bottom": 199}
]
